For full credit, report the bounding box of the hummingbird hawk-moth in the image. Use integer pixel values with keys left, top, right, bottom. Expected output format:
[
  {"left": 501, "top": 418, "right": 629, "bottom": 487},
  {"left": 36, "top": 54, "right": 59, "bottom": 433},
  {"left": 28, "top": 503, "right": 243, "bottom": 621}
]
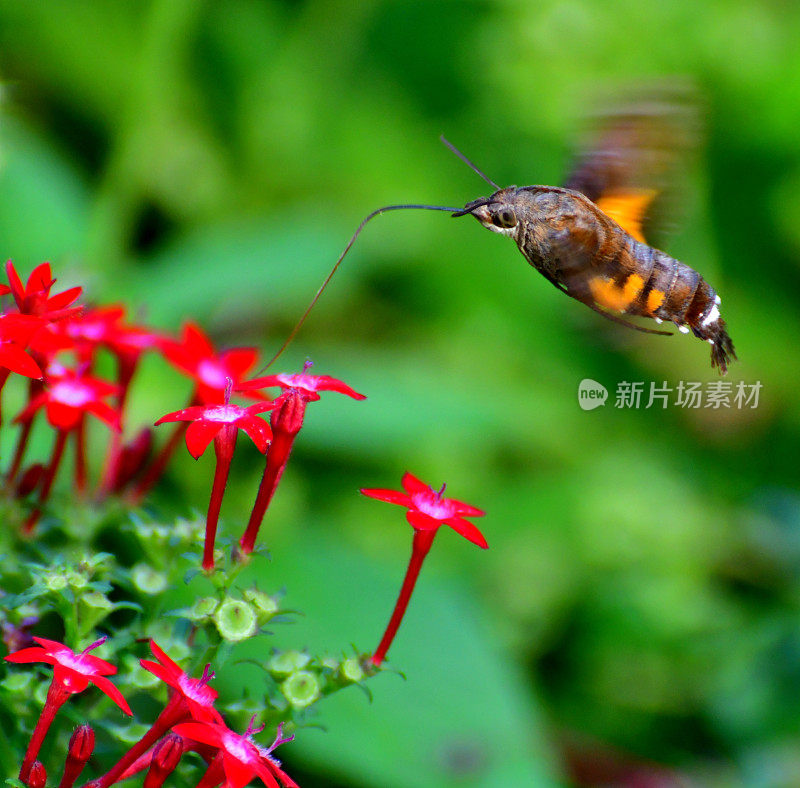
[
  {"left": 449, "top": 91, "right": 736, "bottom": 375},
  {"left": 270, "top": 87, "right": 735, "bottom": 375}
]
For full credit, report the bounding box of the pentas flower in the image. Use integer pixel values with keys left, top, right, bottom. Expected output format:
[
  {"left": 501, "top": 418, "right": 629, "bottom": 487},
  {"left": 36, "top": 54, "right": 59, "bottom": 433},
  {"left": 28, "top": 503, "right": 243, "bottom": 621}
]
[
  {"left": 16, "top": 366, "right": 119, "bottom": 431},
  {"left": 14, "top": 367, "right": 120, "bottom": 532},
  {"left": 131, "top": 322, "right": 260, "bottom": 503},
  {"left": 161, "top": 322, "right": 260, "bottom": 405},
  {"left": 172, "top": 718, "right": 299, "bottom": 788},
  {"left": 360, "top": 473, "right": 487, "bottom": 666},
  {"left": 91, "top": 640, "right": 221, "bottom": 788},
  {"left": 237, "top": 362, "right": 366, "bottom": 556},
  {"left": 4, "top": 636, "right": 130, "bottom": 782},
  {"left": 155, "top": 398, "right": 275, "bottom": 570},
  {"left": 5, "top": 261, "right": 83, "bottom": 322},
  {"left": 60, "top": 725, "right": 95, "bottom": 788}
]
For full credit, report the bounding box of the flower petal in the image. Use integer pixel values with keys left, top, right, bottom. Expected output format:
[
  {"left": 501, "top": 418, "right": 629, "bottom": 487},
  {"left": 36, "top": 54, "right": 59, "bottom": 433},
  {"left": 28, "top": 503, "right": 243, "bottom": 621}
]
[
  {"left": 155, "top": 405, "right": 207, "bottom": 425},
  {"left": 401, "top": 472, "right": 430, "bottom": 496},
  {"left": 172, "top": 721, "right": 223, "bottom": 748},
  {"left": 445, "top": 517, "right": 489, "bottom": 548},
  {"left": 90, "top": 674, "right": 132, "bottom": 715},
  {"left": 448, "top": 499, "right": 485, "bottom": 518},
  {"left": 0, "top": 346, "right": 42, "bottom": 378},
  {"left": 4, "top": 646, "right": 54, "bottom": 665},
  {"left": 359, "top": 488, "right": 412, "bottom": 507},
  {"left": 313, "top": 375, "right": 367, "bottom": 400},
  {"left": 238, "top": 416, "right": 272, "bottom": 454},
  {"left": 406, "top": 510, "right": 441, "bottom": 531},
  {"left": 185, "top": 421, "right": 221, "bottom": 459}
]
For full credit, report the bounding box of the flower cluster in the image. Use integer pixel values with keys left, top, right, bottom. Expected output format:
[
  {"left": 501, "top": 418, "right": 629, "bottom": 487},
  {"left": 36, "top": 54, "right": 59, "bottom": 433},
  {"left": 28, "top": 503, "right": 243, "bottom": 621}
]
[
  {"left": 0, "top": 262, "right": 366, "bottom": 567},
  {"left": 4, "top": 637, "right": 298, "bottom": 788}
]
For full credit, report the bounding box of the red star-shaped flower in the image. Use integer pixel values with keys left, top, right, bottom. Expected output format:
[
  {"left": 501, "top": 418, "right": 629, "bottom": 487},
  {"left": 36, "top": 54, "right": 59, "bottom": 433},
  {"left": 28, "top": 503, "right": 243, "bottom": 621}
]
[
  {"left": 361, "top": 472, "right": 487, "bottom": 547},
  {"left": 172, "top": 718, "right": 299, "bottom": 788},
  {"left": 90, "top": 641, "right": 223, "bottom": 788},
  {"left": 155, "top": 401, "right": 274, "bottom": 459},
  {"left": 5, "top": 261, "right": 83, "bottom": 322},
  {"left": 140, "top": 640, "right": 222, "bottom": 724},
  {"left": 161, "top": 322, "right": 260, "bottom": 404},
  {"left": 5, "top": 636, "right": 131, "bottom": 714},
  {"left": 16, "top": 367, "right": 119, "bottom": 431},
  {"left": 360, "top": 473, "right": 487, "bottom": 665},
  {"left": 239, "top": 361, "right": 366, "bottom": 403}
]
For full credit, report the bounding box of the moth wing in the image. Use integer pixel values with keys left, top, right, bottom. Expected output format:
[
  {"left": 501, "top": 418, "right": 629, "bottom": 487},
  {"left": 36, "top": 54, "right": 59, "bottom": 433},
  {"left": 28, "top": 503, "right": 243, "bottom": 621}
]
[{"left": 562, "top": 81, "right": 700, "bottom": 246}]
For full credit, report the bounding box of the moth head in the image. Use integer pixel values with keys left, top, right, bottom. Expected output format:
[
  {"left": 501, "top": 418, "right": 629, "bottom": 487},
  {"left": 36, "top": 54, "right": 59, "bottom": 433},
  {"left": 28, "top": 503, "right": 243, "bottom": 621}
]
[{"left": 453, "top": 187, "right": 522, "bottom": 237}]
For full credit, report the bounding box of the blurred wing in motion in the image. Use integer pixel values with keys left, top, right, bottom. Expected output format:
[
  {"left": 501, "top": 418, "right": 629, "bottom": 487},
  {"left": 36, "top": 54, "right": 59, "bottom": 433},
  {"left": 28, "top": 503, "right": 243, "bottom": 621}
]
[{"left": 563, "top": 81, "right": 701, "bottom": 245}]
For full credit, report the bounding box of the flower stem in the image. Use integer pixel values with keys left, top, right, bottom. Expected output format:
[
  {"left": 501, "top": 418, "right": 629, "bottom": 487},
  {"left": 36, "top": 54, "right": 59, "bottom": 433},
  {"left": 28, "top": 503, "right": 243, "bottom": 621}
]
[
  {"left": 203, "top": 427, "right": 236, "bottom": 571},
  {"left": 23, "top": 429, "right": 69, "bottom": 534},
  {"left": 6, "top": 379, "right": 41, "bottom": 485},
  {"left": 371, "top": 529, "right": 436, "bottom": 666},
  {"left": 20, "top": 680, "right": 70, "bottom": 782},
  {"left": 128, "top": 420, "right": 187, "bottom": 504},
  {"left": 239, "top": 430, "right": 294, "bottom": 555}
]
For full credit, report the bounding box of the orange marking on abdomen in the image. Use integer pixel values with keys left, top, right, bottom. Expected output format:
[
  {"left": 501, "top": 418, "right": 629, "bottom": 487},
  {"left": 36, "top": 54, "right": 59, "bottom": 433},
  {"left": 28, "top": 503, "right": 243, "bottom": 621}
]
[
  {"left": 589, "top": 273, "right": 644, "bottom": 312},
  {"left": 646, "top": 289, "right": 665, "bottom": 314}
]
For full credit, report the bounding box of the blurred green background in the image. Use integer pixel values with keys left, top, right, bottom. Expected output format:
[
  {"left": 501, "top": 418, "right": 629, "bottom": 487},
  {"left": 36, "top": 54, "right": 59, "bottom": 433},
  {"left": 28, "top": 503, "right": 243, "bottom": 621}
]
[{"left": 1, "top": 1, "right": 799, "bottom": 785}]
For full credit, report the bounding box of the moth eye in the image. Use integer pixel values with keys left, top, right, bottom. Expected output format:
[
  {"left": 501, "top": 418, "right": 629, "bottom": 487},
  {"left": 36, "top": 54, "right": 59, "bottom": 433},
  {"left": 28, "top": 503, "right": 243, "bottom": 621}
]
[{"left": 494, "top": 208, "right": 517, "bottom": 228}]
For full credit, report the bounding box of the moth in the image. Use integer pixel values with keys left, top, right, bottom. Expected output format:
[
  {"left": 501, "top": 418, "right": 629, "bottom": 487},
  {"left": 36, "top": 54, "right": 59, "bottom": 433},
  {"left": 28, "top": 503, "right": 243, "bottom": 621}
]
[
  {"left": 267, "top": 87, "right": 736, "bottom": 375},
  {"left": 450, "top": 92, "right": 736, "bottom": 374}
]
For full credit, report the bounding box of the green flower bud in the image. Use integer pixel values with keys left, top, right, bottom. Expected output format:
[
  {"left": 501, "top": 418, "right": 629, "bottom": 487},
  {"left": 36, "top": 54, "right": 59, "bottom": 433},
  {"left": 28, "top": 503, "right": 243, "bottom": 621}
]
[
  {"left": 242, "top": 589, "right": 279, "bottom": 624},
  {"left": 81, "top": 592, "right": 112, "bottom": 611},
  {"left": 188, "top": 596, "right": 219, "bottom": 622},
  {"left": 44, "top": 572, "right": 68, "bottom": 592},
  {"left": 213, "top": 599, "right": 257, "bottom": 642},
  {"left": 321, "top": 657, "right": 340, "bottom": 671},
  {"left": 281, "top": 670, "right": 321, "bottom": 709},
  {"left": 340, "top": 657, "right": 364, "bottom": 684},
  {"left": 268, "top": 650, "right": 310, "bottom": 677},
  {"left": 66, "top": 570, "right": 89, "bottom": 589},
  {"left": 131, "top": 564, "right": 168, "bottom": 595}
]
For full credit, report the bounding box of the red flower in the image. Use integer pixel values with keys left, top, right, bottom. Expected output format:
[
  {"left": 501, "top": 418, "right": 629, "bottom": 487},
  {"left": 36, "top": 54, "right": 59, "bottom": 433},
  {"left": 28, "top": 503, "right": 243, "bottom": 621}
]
[
  {"left": 155, "top": 400, "right": 275, "bottom": 569},
  {"left": 239, "top": 362, "right": 366, "bottom": 402},
  {"left": 139, "top": 641, "right": 222, "bottom": 724},
  {"left": 155, "top": 401, "right": 274, "bottom": 460},
  {"left": 5, "top": 636, "right": 130, "bottom": 782},
  {"left": 237, "top": 363, "right": 365, "bottom": 556},
  {"left": 16, "top": 367, "right": 119, "bottom": 431},
  {"left": 4, "top": 636, "right": 131, "bottom": 713},
  {"left": 360, "top": 474, "right": 487, "bottom": 666},
  {"left": 92, "top": 641, "right": 222, "bottom": 788},
  {"left": 5, "top": 261, "right": 83, "bottom": 321},
  {"left": 172, "top": 718, "right": 299, "bottom": 788},
  {"left": 161, "top": 322, "right": 259, "bottom": 404},
  {"left": 361, "top": 472, "right": 487, "bottom": 547}
]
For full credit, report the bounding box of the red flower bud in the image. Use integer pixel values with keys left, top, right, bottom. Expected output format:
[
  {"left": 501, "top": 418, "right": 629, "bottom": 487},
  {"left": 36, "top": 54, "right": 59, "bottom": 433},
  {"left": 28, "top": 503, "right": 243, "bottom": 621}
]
[
  {"left": 59, "top": 725, "right": 95, "bottom": 788},
  {"left": 27, "top": 761, "right": 46, "bottom": 788},
  {"left": 271, "top": 389, "right": 307, "bottom": 436},
  {"left": 143, "top": 734, "right": 184, "bottom": 788}
]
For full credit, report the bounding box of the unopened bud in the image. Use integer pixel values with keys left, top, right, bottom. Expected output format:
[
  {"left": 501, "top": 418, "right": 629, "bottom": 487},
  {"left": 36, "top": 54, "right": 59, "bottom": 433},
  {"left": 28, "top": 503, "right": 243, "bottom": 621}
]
[
  {"left": 242, "top": 588, "right": 279, "bottom": 624},
  {"left": 281, "top": 670, "right": 321, "bottom": 709},
  {"left": 271, "top": 390, "right": 307, "bottom": 436},
  {"left": 188, "top": 596, "right": 218, "bottom": 622},
  {"left": 59, "top": 725, "right": 95, "bottom": 788},
  {"left": 27, "top": 761, "right": 46, "bottom": 788},
  {"left": 16, "top": 463, "right": 44, "bottom": 497},
  {"left": 213, "top": 599, "right": 257, "bottom": 642},
  {"left": 268, "top": 650, "right": 310, "bottom": 677},
  {"left": 143, "top": 733, "right": 184, "bottom": 788},
  {"left": 131, "top": 564, "right": 168, "bottom": 595},
  {"left": 340, "top": 657, "right": 364, "bottom": 684}
]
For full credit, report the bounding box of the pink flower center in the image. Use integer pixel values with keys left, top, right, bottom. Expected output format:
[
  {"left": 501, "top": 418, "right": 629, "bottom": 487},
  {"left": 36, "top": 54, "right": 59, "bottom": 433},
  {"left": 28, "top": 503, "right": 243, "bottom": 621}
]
[
  {"left": 203, "top": 405, "right": 244, "bottom": 424},
  {"left": 50, "top": 381, "right": 93, "bottom": 408},
  {"left": 410, "top": 491, "right": 454, "bottom": 520},
  {"left": 277, "top": 373, "right": 316, "bottom": 392},
  {"left": 54, "top": 650, "right": 95, "bottom": 677},
  {"left": 177, "top": 674, "right": 216, "bottom": 707},
  {"left": 197, "top": 360, "right": 228, "bottom": 389},
  {"left": 222, "top": 731, "right": 257, "bottom": 764}
]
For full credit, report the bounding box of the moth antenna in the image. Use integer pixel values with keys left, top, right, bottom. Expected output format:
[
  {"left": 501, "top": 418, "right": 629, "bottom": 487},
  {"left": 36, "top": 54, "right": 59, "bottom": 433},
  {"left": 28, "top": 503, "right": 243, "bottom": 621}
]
[
  {"left": 260, "top": 203, "right": 460, "bottom": 372},
  {"left": 440, "top": 135, "right": 501, "bottom": 191}
]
